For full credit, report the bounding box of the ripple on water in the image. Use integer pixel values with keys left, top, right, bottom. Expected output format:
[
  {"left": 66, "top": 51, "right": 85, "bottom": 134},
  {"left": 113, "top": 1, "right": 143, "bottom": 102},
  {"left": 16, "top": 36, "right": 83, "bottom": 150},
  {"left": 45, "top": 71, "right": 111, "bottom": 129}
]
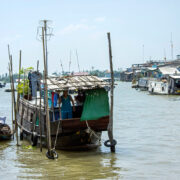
[{"left": 1, "top": 82, "right": 180, "bottom": 179}]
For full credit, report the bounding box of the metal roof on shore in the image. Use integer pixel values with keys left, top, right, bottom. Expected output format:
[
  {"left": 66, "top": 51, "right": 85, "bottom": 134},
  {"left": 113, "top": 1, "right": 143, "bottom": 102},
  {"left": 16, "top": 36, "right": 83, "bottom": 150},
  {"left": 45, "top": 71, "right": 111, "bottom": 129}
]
[
  {"left": 159, "top": 67, "right": 180, "bottom": 75},
  {"left": 46, "top": 75, "right": 110, "bottom": 91},
  {"left": 169, "top": 75, "right": 180, "bottom": 79}
]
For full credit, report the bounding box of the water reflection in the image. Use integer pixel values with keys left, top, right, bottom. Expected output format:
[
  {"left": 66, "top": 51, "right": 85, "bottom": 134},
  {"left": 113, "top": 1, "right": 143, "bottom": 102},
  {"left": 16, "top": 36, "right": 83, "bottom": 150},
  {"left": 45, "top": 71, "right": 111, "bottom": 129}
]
[{"left": 15, "top": 145, "right": 121, "bottom": 179}]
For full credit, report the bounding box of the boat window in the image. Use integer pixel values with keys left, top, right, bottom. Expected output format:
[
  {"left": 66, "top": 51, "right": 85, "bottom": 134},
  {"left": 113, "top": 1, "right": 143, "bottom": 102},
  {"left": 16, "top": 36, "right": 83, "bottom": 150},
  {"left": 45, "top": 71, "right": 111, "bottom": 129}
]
[{"left": 175, "top": 80, "right": 180, "bottom": 88}]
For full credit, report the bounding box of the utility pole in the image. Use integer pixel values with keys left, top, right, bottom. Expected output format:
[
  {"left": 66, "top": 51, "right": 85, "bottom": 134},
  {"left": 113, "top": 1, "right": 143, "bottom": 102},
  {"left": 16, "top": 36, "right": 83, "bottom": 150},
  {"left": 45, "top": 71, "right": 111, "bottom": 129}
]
[
  {"left": 38, "top": 20, "right": 53, "bottom": 76},
  {"left": 69, "top": 50, "right": 71, "bottom": 73},
  {"left": 76, "top": 50, "right": 80, "bottom": 72},
  {"left": 38, "top": 20, "right": 54, "bottom": 159},
  {"left": 60, "top": 59, "right": 64, "bottom": 75},
  {"left": 164, "top": 48, "right": 166, "bottom": 62},
  {"left": 142, "top": 44, "right": 144, "bottom": 63},
  {"left": 170, "top": 32, "right": 174, "bottom": 61}
]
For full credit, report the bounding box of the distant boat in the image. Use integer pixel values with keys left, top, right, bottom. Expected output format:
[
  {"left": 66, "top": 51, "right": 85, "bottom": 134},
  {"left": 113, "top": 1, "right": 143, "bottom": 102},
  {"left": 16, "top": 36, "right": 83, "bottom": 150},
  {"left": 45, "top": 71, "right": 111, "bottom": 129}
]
[
  {"left": 149, "top": 75, "right": 180, "bottom": 95},
  {"left": 0, "top": 117, "right": 12, "bottom": 140},
  {"left": 0, "top": 81, "right": 6, "bottom": 88},
  {"left": 4, "top": 89, "right": 16, "bottom": 92}
]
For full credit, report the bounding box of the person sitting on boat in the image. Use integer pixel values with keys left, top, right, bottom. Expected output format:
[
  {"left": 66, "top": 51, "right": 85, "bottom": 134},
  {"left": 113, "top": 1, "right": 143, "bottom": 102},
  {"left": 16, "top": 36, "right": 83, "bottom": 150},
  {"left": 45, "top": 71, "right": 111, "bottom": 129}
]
[
  {"left": 59, "top": 90, "right": 75, "bottom": 119},
  {"left": 75, "top": 91, "right": 85, "bottom": 106}
]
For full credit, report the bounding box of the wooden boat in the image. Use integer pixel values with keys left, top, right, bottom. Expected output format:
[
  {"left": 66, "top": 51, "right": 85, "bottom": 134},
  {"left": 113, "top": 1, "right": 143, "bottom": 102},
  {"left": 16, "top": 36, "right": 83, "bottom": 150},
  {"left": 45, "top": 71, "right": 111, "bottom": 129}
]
[
  {"left": 5, "top": 89, "right": 16, "bottom": 92},
  {"left": 0, "top": 118, "right": 12, "bottom": 140},
  {"left": 17, "top": 75, "right": 111, "bottom": 150},
  {"left": 137, "top": 77, "right": 149, "bottom": 91},
  {"left": 148, "top": 75, "right": 180, "bottom": 95},
  {"left": 0, "top": 81, "right": 6, "bottom": 88}
]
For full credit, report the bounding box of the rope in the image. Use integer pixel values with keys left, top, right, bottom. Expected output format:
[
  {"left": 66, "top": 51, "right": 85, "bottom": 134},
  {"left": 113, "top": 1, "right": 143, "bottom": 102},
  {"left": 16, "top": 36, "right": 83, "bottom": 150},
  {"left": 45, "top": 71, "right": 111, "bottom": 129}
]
[
  {"left": 53, "top": 119, "right": 61, "bottom": 150},
  {"left": 85, "top": 120, "right": 101, "bottom": 144},
  {"left": 53, "top": 106, "right": 62, "bottom": 150}
]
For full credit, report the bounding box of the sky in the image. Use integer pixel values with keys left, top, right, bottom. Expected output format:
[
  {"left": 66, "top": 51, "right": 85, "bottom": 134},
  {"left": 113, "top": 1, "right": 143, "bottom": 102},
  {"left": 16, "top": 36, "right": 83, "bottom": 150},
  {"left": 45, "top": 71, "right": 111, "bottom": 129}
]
[{"left": 0, "top": 0, "right": 180, "bottom": 74}]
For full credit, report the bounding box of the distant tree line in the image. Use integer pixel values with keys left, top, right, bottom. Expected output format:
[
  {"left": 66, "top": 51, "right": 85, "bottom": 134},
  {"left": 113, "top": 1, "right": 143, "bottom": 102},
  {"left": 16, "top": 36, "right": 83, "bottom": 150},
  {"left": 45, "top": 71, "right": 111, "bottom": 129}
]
[{"left": 0, "top": 69, "right": 121, "bottom": 83}]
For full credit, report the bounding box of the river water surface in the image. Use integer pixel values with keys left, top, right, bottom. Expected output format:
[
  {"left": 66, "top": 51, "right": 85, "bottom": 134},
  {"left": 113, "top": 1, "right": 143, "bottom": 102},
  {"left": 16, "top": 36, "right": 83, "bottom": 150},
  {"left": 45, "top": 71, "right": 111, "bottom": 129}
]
[{"left": 0, "top": 82, "right": 180, "bottom": 179}]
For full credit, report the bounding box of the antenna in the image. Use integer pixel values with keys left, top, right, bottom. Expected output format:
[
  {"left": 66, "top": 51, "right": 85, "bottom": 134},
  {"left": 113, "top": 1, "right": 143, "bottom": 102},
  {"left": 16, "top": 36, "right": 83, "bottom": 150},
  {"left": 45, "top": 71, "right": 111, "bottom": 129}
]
[
  {"left": 164, "top": 48, "right": 166, "bottom": 61},
  {"left": 142, "top": 44, "right": 144, "bottom": 63},
  {"left": 60, "top": 59, "right": 64, "bottom": 75},
  {"left": 76, "top": 49, "right": 80, "bottom": 72},
  {"left": 170, "top": 32, "right": 173, "bottom": 61},
  {"left": 37, "top": 20, "right": 53, "bottom": 76},
  {"left": 69, "top": 50, "right": 71, "bottom": 73}
]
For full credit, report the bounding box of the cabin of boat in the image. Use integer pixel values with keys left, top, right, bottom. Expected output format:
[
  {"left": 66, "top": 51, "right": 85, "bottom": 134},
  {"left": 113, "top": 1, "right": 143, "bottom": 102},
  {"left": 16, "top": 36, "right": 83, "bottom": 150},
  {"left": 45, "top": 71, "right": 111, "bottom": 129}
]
[
  {"left": 17, "top": 75, "right": 111, "bottom": 150},
  {"left": 148, "top": 75, "right": 180, "bottom": 95},
  {"left": 137, "top": 77, "right": 149, "bottom": 91}
]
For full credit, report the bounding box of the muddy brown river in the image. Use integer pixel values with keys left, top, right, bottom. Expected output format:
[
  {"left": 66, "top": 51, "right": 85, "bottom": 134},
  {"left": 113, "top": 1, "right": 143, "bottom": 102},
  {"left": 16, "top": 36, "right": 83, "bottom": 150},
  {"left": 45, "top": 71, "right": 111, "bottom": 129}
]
[{"left": 0, "top": 82, "right": 180, "bottom": 179}]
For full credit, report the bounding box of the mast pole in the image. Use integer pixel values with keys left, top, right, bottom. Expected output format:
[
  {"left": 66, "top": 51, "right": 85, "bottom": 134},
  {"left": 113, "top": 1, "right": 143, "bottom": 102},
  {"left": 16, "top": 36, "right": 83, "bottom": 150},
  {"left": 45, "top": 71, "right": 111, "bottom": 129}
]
[
  {"left": 142, "top": 44, "right": 144, "bottom": 63},
  {"left": 44, "top": 20, "right": 48, "bottom": 76},
  {"left": 76, "top": 50, "right": 80, "bottom": 72},
  {"left": 60, "top": 59, "right": 64, "bottom": 75},
  {"left": 8, "top": 63, "right": 14, "bottom": 139},
  {"left": 17, "top": 50, "right": 21, "bottom": 111},
  {"left": 107, "top": 32, "right": 116, "bottom": 152},
  {"left": 171, "top": 32, "right": 173, "bottom": 61},
  {"left": 10, "top": 55, "right": 18, "bottom": 146},
  {"left": 69, "top": 50, "right": 71, "bottom": 73},
  {"left": 39, "top": 73, "right": 43, "bottom": 152}
]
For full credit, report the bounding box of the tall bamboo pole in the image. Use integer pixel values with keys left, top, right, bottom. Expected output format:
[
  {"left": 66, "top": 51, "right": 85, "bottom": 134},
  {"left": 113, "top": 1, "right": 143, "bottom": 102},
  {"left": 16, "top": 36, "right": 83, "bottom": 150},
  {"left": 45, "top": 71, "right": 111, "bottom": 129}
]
[
  {"left": 8, "top": 46, "right": 14, "bottom": 139},
  {"left": 17, "top": 50, "right": 21, "bottom": 112},
  {"left": 39, "top": 75, "right": 42, "bottom": 152},
  {"left": 42, "top": 27, "right": 53, "bottom": 157},
  {"left": 8, "top": 63, "right": 14, "bottom": 139},
  {"left": 10, "top": 55, "right": 19, "bottom": 145},
  {"left": 107, "top": 32, "right": 115, "bottom": 152}
]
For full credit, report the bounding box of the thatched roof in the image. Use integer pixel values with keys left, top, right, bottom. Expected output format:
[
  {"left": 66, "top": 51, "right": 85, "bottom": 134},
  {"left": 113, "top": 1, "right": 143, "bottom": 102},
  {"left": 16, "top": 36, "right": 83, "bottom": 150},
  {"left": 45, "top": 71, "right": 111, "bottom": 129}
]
[{"left": 46, "top": 75, "right": 110, "bottom": 91}]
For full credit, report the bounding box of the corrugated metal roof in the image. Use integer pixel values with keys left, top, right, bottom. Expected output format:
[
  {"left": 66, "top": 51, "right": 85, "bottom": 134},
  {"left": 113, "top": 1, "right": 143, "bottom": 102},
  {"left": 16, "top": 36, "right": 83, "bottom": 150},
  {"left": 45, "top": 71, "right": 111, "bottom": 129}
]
[
  {"left": 45, "top": 75, "right": 110, "bottom": 91},
  {"left": 169, "top": 75, "right": 180, "bottom": 79},
  {"left": 147, "top": 67, "right": 157, "bottom": 71},
  {"left": 159, "top": 67, "right": 180, "bottom": 75}
]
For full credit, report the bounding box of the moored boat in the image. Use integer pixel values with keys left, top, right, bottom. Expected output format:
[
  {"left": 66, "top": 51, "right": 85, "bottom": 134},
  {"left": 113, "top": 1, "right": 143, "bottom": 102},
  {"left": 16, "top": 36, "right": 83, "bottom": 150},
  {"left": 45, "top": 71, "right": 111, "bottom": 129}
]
[
  {"left": 0, "top": 81, "right": 6, "bottom": 88},
  {"left": 0, "top": 117, "right": 12, "bottom": 140},
  {"left": 17, "top": 75, "right": 111, "bottom": 150},
  {"left": 148, "top": 75, "right": 180, "bottom": 95}
]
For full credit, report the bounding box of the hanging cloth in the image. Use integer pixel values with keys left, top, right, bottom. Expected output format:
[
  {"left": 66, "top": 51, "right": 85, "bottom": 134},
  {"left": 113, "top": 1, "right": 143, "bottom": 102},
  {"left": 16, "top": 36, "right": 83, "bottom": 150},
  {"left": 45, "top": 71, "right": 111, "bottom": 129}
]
[{"left": 80, "top": 89, "right": 109, "bottom": 121}]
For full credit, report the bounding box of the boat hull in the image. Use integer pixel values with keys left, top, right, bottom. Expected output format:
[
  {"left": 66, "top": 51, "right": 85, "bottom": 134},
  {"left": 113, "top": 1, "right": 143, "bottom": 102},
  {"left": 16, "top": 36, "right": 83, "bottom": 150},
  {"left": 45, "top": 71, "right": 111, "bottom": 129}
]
[{"left": 17, "top": 99, "right": 109, "bottom": 150}]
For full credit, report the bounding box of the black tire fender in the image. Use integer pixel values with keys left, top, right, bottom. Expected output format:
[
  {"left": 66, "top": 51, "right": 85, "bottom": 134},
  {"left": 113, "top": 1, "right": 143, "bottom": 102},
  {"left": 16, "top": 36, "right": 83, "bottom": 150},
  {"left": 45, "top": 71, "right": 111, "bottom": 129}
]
[
  {"left": 31, "top": 132, "right": 38, "bottom": 146},
  {"left": 104, "top": 139, "right": 117, "bottom": 147},
  {"left": 46, "top": 150, "right": 58, "bottom": 159}
]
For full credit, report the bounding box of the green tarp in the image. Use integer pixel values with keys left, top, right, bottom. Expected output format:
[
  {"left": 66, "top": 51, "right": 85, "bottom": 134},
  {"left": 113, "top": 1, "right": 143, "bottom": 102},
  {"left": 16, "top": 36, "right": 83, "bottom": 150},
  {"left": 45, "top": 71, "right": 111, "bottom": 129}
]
[{"left": 80, "top": 89, "right": 109, "bottom": 121}]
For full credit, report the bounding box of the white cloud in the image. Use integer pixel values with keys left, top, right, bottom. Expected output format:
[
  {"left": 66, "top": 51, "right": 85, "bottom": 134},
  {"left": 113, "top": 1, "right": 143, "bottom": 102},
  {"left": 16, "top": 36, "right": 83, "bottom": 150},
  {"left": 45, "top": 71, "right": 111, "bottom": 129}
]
[
  {"left": 59, "top": 23, "right": 95, "bottom": 35},
  {"left": 94, "top": 17, "right": 106, "bottom": 22}
]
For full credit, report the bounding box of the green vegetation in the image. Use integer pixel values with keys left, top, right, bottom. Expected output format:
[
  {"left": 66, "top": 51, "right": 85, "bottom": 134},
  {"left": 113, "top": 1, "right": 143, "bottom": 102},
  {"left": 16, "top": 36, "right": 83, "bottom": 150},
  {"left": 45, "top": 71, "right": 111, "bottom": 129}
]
[{"left": 16, "top": 67, "right": 34, "bottom": 95}]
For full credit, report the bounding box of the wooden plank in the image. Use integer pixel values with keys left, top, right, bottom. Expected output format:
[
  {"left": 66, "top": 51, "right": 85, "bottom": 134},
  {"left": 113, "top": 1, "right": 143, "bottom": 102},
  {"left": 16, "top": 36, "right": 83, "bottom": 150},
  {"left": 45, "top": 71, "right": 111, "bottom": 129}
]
[{"left": 50, "top": 116, "right": 109, "bottom": 135}]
